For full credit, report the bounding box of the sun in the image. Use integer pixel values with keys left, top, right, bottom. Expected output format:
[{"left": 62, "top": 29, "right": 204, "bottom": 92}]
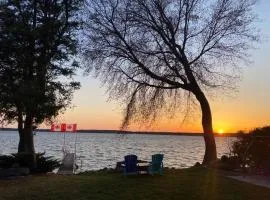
[{"left": 217, "top": 129, "right": 224, "bottom": 135}]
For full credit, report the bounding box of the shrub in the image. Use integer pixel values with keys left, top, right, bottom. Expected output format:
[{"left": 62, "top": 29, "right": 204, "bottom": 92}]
[
  {"left": 231, "top": 125, "right": 270, "bottom": 172},
  {"left": 0, "top": 155, "right": 17, "bottom": 169},
  {"left": 211, "top": 155, "right": 241, "bottom": 171},
  {"left": 0, "top": 153, "right": 61, "bottom": 173},
  {"left": 35, "top": 152, "right": 61, "bottom": 173}
]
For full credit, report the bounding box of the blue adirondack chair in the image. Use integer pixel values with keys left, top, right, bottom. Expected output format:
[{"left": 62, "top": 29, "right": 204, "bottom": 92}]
[
  {"left": 124, "top": 154, "right": 138, "bottom": 175},
  {"left": 148, "top": 154, "right": 164, "bottom": 175}
]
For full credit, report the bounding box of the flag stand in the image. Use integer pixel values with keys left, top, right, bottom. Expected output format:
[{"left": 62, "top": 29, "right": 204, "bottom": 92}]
[
  {"left": 63, "top": 131, "right": 66, "bottom": 153},
  {"left": 73, "top": 129, "right": 79, "bottom": 173},
  {"left": 51, "top": 123, "right": 80, "bottom": 175}
]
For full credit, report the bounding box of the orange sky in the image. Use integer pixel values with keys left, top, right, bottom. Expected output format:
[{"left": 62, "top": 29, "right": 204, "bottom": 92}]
[
  {"left": 52, "top": 59, "right": 270, "bottom": 133},
  {"left": 49, "top": 1, "right": 270, "bottom": 134},
  {"left": 38, "top": 1, "right": 270, "bottom": 133}
]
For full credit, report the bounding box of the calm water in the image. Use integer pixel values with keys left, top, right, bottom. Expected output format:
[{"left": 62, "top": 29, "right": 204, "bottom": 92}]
[{"left": 0, "top": 131, "right": 234, "bottom": 171}]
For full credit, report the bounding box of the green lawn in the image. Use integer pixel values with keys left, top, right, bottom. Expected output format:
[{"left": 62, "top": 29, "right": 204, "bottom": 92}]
[{"left": 0, "top": 168, "right": 270, "bottom": 200}]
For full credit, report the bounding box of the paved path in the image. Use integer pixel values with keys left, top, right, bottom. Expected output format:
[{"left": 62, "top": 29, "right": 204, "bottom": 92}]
[{"left": 228, "top": 175, "right": 270, "bottom": 188}]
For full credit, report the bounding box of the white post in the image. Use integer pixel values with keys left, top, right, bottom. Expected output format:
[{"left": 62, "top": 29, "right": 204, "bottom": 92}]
[
  {"left": 73, "top": 126, "right": 78, "bottom": 173},
  {"left": 63, "top": 130, "right": 66, "bottom": 155}
]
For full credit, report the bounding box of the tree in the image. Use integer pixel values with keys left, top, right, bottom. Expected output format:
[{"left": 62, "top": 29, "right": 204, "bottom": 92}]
[
  {"left": 83, "top": 0, "right": 259, "bottom": 165},
  {"left": 232, "top": 126, "right": 270, "bottom": 171},
  {"left": 0, "top": 0, "right": 82, "bottom": 167}
]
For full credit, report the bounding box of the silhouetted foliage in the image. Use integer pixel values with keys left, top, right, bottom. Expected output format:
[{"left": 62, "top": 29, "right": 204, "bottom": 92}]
[
  {"left": 83, "top": 0, "right": 259, "bottom": 164},
  {"left": 0, "top": 153, "right": 61, "bottom": 173},
  {"left": 231, "top": 126, "right": 270, "bottom": 172},
  {"left": 0, "top": 155, "right": 16, "bottom": 169},
  {"left": 0, "top": 0, "right": 82, "bottom": 166},
  {"left": 211, "top": 155, "right": 241, "bottom": 171}
]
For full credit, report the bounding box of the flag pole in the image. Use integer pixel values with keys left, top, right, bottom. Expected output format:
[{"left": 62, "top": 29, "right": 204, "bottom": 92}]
[
  {"left": 63, "top": 123, "right": 66, "bottom": 155},
  {"left": 63, "top": 130, "right": 66, "bottom": 150},
  {"left": 74, "top": 124, "right": 78, "bottom": 173},
  {"left": 74, "top": 130, "right": 77, "bottom": 157},
  {"left": 74, "top": 125, "right": 78, "bottom": 157}
]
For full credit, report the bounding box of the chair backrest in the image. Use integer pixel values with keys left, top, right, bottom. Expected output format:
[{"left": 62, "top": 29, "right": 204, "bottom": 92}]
[
  {"left": 151, "top": 154, "right": 164, "bottom": 171},
  {"left": 124, "top": 154, "right": 138, "bottom": 173}
]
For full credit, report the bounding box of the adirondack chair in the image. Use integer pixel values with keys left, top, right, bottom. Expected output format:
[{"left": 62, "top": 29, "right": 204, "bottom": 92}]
[
  {"left": 124, "top": 155, "right": 138, "bottom": 175},
  {"left": 148, "top": 154, "right": 164, "bottom": 175}
]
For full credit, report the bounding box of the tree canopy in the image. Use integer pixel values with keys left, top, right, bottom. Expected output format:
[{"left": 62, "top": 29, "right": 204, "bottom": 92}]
[
  {"left": 0, "top": 0, "right": 82, "bottom": 157},
  {"left": 83, "top": 0, "right": 259, "bottom": 164}
]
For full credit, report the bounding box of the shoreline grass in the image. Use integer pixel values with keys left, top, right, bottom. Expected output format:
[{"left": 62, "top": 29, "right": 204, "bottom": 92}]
[{"left": 0, "top": 168, "right": 270, "bottom": 200}]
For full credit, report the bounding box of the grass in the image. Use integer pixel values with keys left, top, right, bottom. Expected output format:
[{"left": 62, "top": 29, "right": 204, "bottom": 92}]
[{"left": 0, "top": 168, "right": 270, "bottom": 200}]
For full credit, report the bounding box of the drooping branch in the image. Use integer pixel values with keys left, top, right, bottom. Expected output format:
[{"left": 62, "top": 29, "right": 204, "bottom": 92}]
[{"left": 84, "top": 0, "right": 259, "bottom": 127}]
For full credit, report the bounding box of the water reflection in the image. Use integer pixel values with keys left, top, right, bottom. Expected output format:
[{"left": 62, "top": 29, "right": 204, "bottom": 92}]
[{"left": 0, "top": 131, "right": 234, "bottom": 171}]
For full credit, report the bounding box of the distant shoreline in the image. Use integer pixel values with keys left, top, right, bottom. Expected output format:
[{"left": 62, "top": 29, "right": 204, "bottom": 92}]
[{"left": 0, "top": 128, "right": 239, "bottom": 137}]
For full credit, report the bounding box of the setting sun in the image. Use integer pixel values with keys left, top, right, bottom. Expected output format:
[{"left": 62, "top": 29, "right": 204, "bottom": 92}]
[{"left": 218, "top": 129, "right": 224, "bottom": 134}]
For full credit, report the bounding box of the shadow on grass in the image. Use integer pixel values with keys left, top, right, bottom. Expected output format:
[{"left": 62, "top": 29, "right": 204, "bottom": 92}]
[{"left": 0, "top": 168, "right": 270, "bottom": 200}]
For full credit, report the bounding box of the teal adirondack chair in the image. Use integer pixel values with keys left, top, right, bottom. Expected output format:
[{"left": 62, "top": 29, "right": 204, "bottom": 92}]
[{"left": 148, "top": 154, "right": 164, "bottom": 175}]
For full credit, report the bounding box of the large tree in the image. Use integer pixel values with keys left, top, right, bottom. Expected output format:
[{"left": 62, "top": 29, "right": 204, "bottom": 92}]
[
  {"left": 0, "top": 0, "right": 82, "bottom": 167},
  {"left": 83, "top": 0, "right": 258, "bottom": 165}
]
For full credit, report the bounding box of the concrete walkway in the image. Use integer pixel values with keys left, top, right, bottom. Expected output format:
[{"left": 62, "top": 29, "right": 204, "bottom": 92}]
[{"left": 228, "top": 175, "right": 270, "bottom": 188}]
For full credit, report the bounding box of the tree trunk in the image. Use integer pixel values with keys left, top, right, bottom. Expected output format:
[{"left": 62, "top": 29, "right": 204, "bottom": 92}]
[
  {"left": 194, "top": 89, "right": 217, "bottom": 165},
  {"left": 180, "top": 54, "right": 217, "bottom": 165},
  {"left": 18, "top": 113, "right": 24, "bottom": 153},
  {"left": 17, "top": 113, "right": 36, "bottom": 169}
]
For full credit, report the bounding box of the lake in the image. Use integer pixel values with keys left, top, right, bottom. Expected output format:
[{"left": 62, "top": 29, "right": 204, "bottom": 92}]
[{"left": 0, "top": 131, "right": 235, "bottom": 171}]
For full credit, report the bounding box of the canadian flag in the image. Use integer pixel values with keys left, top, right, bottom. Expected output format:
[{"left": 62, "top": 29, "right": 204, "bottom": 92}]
[
  {"left": 66, "top": 124, "right": 77, "bottom": 132},
  {"left": 51, "top": 123, "right": 77, "bottom": 132}
]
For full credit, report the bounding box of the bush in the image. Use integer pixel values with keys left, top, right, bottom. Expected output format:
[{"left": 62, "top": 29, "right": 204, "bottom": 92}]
[
  {"left": 211, "top": 155, "right": 241, "bottom": 171},
  {"left": 35, "top": 152, "right": 61, "bottom": 173},
  {"left": 0, "top": 155, "right": 17, "bottom": 169},
  {"left": 231, "top": 125, "right": 270, "bottom": 172},
  {"left": 0, "top": 153, "right": 61, "bottom": 173}
]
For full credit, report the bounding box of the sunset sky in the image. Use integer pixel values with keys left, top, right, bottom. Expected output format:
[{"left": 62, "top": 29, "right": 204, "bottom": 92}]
[{"left": 46, "top": 0, "right": 270, "bottom": 133}]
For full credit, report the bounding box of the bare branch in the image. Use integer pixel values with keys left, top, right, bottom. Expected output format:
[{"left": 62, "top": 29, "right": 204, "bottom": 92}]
[{"left": 83, "top": 0, "right": 259, "bottom": 130}]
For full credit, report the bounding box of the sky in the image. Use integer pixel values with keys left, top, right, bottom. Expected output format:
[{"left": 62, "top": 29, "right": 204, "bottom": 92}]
[{"left": 46, "top": 0, "right": 270, "bottom": 133}]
